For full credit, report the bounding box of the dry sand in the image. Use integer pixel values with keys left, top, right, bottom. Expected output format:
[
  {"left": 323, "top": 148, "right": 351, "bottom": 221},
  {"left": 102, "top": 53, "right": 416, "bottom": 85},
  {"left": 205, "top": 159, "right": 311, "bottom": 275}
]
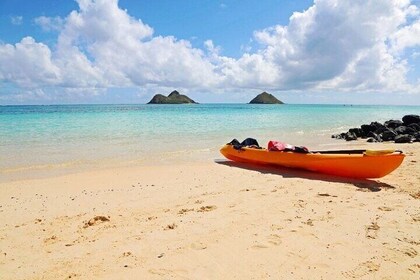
[{"left": 0, "top": 143, "right": 419, "bottom": 279}]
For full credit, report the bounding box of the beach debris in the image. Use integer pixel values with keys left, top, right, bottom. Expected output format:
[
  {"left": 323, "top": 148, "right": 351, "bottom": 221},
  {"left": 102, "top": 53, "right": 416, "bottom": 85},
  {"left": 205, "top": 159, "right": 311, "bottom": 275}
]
[
  {"left": 44, "top": 235, "right": 57, "bottom": 243},
  {"left": 178, "top": 208, "right": 194, "bottom": 215},
  {"left": 197, "top": 205, "right": 217, "bottom": 212},
  {"left": 122, "top": 251, "right": 132, "bottom": 257},
  {"left": 157, "top": 253, "right": 164, "bottom": 258},
  {"left": 83, "top": 215, "right": 110, "bottom": 228},
  {"left": 164, "top": 223, "right": 177, "bottom": 230},
  {"left": 318, "top": 193, "right": 331, "bottom": 197},
  {"left": 303, "top": 219, "right": 314, "bottom": 226},
  {"left": 317, "top": 193, "right": 337, "bottom": 197}
]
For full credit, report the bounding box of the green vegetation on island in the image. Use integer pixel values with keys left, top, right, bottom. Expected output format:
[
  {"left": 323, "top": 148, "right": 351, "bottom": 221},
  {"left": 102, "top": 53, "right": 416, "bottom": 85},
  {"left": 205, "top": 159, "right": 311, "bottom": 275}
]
[
  {"left": 147, "top": 90, "right": 198, "bottom": 104},
  {"left": 249, "top": 92, "right": 284, "bottom": 104}
]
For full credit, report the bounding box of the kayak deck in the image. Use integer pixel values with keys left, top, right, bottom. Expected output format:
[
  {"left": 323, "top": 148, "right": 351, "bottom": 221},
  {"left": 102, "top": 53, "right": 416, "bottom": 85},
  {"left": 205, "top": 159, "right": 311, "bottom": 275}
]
[{"left": 220, "top": 145, "right": 405, "bottom": 179}]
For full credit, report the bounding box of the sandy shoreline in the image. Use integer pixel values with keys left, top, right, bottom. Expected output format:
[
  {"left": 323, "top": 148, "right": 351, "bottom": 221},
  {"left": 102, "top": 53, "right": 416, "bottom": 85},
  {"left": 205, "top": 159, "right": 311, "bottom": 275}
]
[{"left": 0, "top": 143, "right": 419, "bottom": 279}]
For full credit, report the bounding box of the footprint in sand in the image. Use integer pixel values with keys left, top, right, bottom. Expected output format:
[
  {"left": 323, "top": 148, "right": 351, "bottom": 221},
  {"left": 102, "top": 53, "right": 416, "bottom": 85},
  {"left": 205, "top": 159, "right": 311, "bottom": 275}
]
[
  {"left": 411, "top": 213, "right": 420, "bottom": 222},
  {"left": 342, "top": 261, "right": 380, "bottom": 278},
  {"left": 365, "top": 221, "right": 380, "bottom": 239},
  {"left": 270, "top": 224, "right": 284, "bottom": 231},
  {"left": 398, "top": 247, "right": 418, "bottom": 258},
  {"left": 190, "top": 242, "right": 207, "bottom": 250},
  {"left": 148, "top": 268, "right": 188, "bottom": 277},
  {"left": 378, "top": 206, "right": 393, "bottom": 211},
  {"left": 410, "top": 192, "right": 420, "bottom": 199},
  {"left": 251, "top": 234, "right": 282, "bottom": 249},
  {"left": 408, "top": 264, "right": 420, "bottom": 274}
]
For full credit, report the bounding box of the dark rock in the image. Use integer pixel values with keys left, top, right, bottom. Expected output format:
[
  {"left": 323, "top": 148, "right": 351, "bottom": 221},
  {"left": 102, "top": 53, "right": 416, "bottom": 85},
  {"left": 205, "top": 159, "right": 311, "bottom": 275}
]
[
  {"left": 374, "top": 126, "right": 388, "bottom": 134},
  {"left": 367, "top": 131, "right": 382, "bottom": 142},
  {"left": 408, "top": 123, "right": 420, "bottom": 132},
  {"left": 349, "top": 128, "right": 363, "bottom": 138},
  {"left": 367, "top": 137, "right": 378, "bottom": 143},
  {"left": 395, "top": 126, "right": 416, "bottom": 136},
  {"left": 361, "top": 124, "right": 376, "bottom": 136},
  {"left": 332, "top": 115, "right": 420, "bottom": 142},
  {"left": 414, "top": 132, "right": 420, "bottom": 142},
  {"left": 332, "top": 132, "right": 348, "bottom": 139},
  {"left": 394, "top": 134, "right": 413, "bottom": 143},
  {"left": 381, "top": 129, "right": 397, "bottom": 141},
  {"left": 249, "top": 92, "right": 284, "bottom": 104},
  {"left": 371, "top": 122, "right": 385, "bottom": 130},
  {"left": 384, "top": 119, "right": 403, "bottom": 129},
  {"left": 402, "top": 114, "right": 420, "bottom": 126},
  {"left": 360, "top": 122, "right": 384, "bottom": 136},
  {"left": 345, "top": 132, "right": 358, "bottom": 141},
  {"left": 148, "top": 90, "right": 197, "bottom": 104}
]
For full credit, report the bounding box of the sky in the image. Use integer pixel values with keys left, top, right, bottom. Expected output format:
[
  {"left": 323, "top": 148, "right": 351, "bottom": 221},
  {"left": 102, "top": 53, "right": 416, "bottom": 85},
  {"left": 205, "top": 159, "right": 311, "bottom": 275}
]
[{"left": 1, "top": 0, "right": 420, "bottom": 105}]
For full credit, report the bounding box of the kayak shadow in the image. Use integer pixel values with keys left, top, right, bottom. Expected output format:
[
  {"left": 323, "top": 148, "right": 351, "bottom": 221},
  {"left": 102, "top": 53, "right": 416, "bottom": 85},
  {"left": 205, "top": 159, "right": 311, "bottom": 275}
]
[{"left": 214, "top": 159, "right": 395, "bottom": 192}]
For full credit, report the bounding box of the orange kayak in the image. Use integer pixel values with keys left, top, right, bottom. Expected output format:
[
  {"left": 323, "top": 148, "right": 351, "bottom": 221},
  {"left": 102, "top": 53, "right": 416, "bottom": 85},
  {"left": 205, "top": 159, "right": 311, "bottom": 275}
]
[{"left": 220, "top": 144, "right": 405, "bottom": 178}]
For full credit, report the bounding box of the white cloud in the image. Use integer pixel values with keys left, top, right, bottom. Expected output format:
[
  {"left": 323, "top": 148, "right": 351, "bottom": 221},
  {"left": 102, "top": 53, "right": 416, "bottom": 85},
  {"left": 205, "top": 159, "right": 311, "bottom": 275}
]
[
  {"left": 390, "top": 19, "right": 420, "bottom": 54},
  {"left": 1, "top": 0, "right": 420, "bottom": 103},
  {"left": 11, "top": 16, "right": 23, "bottom": 25},
  {"left": 0, "top": 37, "right": 61, "bottom": 88},
  {"left": 34, "top": 16, "right": 65, "bottom": 32},
  {"left": 248, "top": 0, "right": 420, "bottom": 91}
]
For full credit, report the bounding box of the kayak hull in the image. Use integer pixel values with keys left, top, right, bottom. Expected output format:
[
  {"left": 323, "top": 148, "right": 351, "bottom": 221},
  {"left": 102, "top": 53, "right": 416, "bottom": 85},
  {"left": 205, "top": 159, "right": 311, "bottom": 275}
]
[{"left": 220, "top": 145, "right": 405, "bottom": 179}]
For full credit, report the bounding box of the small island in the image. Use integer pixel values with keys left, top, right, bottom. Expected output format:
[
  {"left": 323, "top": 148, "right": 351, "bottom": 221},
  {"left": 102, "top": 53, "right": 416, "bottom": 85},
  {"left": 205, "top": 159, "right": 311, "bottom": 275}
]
[
  {"left": 249, "top": 92, "right": 284, "bottom": 104},
  {"left": 147, "top": 90, "right": 198, "bottom": 104}
]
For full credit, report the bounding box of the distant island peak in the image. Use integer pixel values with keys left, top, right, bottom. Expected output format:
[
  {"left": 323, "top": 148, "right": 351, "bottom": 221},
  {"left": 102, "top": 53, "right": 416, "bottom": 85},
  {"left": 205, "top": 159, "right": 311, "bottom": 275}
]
[
  {"left": 148, "top": 90, "right": 198, "bottom": 104},
  {"left": 249, "top": 92, "right": 284, "bottom": 104}
]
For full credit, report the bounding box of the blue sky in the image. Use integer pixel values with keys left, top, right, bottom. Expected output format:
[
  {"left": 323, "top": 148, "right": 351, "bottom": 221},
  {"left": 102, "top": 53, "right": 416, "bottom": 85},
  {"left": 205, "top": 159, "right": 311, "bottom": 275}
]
[{"left": 1, "top": 0, "right": 420, "bottom": 105}]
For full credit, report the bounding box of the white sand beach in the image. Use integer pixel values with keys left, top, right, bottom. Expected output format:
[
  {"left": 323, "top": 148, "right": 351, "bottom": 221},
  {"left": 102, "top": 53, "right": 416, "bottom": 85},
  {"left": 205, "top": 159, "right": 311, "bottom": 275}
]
[{"left": 0, "top": 143, "right": 419, "bottom": 279}]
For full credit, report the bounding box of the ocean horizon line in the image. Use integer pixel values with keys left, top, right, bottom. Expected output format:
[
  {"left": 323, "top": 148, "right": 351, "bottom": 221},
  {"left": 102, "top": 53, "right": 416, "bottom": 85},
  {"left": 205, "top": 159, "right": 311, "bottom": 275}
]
[{"left": 2, "top": 103, "right": 420, "bottom": 107}]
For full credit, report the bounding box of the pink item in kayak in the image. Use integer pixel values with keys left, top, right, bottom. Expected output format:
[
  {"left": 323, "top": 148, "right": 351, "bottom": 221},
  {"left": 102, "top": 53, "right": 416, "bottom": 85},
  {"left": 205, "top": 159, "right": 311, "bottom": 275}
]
[
  {"left": 268, "top": 141, "right": 309, "bottom": 153},
  {"left": 268, "top": 141, "right": 294, "bottom": 151}
]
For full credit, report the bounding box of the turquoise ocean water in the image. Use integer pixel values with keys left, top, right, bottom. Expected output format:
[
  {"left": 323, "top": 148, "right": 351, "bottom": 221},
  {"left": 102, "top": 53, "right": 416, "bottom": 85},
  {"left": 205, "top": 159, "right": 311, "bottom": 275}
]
[{"left": 1, "top": 104, "right": 419, "bottom": 181}]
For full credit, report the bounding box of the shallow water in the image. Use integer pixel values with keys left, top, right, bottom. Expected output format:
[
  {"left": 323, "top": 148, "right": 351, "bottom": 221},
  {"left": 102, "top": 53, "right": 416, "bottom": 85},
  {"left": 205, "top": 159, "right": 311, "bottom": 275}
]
[{"left": 1, "top": 104, "right": 419, "bottom": 181}]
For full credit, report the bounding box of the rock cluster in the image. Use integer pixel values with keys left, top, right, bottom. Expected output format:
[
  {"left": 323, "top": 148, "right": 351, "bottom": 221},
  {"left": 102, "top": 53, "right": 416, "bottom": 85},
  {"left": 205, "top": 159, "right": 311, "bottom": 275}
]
[{"left": 332, "top": 114, "right": 420, "bottom": 143}]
